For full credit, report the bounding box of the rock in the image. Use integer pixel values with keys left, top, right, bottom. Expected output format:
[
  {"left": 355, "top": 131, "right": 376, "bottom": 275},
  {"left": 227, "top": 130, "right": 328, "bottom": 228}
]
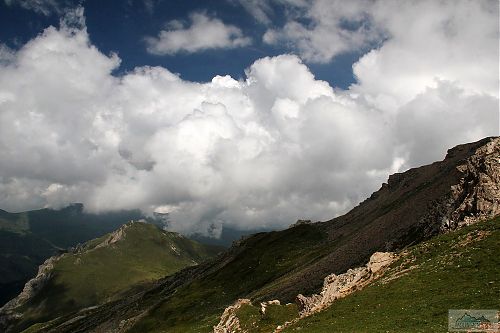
[
  {"left": 446, "top": 137, "right": 500, "bottom": 229},
  {"left": 295, "top": 294, "right": 321, "bottom": 315},
  {"left": 213, "top": 299, "right": 251, "bottom": 333},
  {"left": 296, "top": 251, "right": 396, "bottom": 317},
  {"left": 1, "top": 255, "right": 62, "bottom": 313},
  {"left": 0, "top": 253, "right": 65, "bottom": 329},
  {"left": 95, "top": 222, "right": 133, "bottom": 249},
  {"left": 367, "top": 252, "right": 397, "bottom": 274},
  {"left": 260, "top": 300, "right": 280, "bottom": 315},
  {"left": 289, "top": 219, "right": 312, "bottom": 228}
]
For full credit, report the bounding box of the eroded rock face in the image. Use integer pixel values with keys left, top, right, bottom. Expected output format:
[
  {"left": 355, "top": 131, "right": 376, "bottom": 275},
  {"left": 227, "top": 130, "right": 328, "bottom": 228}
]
[
  {"left": 447, "top": 137, "right": 500, "bottom": 229},
  {"left": 0, "top": 254, "right": 64, "bottom": 328},
  {"left": 1, "top": 255, "right": 62, "bottom": 313},
  {"left": 260, "top": 300, "right": 280, "bottom": 315},
  {"left": 95, "top": 222, "right": 132, "bottom": 249},
  {"left": 213, "top": 299, "right": 251, "bottom": 333},
  {"left": 296, "top": 252, "right": 396, "bottom": 317}
]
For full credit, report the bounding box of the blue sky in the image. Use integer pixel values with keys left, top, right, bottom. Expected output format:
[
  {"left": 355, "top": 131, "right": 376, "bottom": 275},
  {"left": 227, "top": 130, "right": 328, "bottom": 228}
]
[
  {"left": 0, "top": 0, "right": 497, "bottom": 236},
  {"left": 0, "top": 0, "right": 365, "bottom": 88}
]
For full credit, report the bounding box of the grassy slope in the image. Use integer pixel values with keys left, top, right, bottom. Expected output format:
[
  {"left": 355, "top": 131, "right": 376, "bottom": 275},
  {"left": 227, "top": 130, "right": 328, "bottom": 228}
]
[
  {"left": 281, "top": 216, "right": 500, "bottom": 332},
  {"left": 0, "top": 206, "right": 144, "bottom": 306},
  {"left": 237, "top": 303, "right": 299, "bottom": 332},
  {"left": 14, "top": 222, "right": 222, "bottom": 332},
  {"left": 128, "top": 224, "right": 329, "bottom": 333}
]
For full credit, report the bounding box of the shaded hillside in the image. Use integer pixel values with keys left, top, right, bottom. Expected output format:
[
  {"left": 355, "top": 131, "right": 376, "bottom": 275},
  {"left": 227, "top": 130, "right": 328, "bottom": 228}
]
[
  {"left": 0, "top": 222, "right": 223, "bottom": 332},
  {"left": 10, "top": 137, "right": 499, "bottom": 333},
  {"left": 0, "top": 205, "right": 146, "bottom": 306}
]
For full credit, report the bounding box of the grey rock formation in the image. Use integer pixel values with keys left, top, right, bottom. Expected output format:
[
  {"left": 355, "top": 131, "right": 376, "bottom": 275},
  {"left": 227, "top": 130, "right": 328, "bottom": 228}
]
[
  {"left": 213, "top": 298, "right": 251, "bottom": 333},
  {"left": 447, "top": 137, "right": 500, "bottom": 229},
  {"left": 260, "top": 300, "right": 280, "bottom": 315},
  {"left": 296, "top": 252, "right": 396, "bottom": 317},
  {"left": 0, "top": 254, "right": 65, "bottom": 327}
]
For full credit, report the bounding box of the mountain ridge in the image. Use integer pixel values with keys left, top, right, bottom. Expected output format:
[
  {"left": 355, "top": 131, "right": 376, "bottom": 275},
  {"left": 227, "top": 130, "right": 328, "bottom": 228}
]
[
  {"left": 0, "top": 221, "right": 223, "bottom": 332},
  {"left": 3, "top": 136, "right": 499, "bottom": 333}
]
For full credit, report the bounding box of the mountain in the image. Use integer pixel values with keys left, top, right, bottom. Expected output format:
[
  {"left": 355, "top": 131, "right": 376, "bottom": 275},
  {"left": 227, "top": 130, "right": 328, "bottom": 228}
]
[
  {"left": 0, "top": 221, "right": 223, "bottom": 332},
  {"left": 216, "top": 215, "right": 500, "bottom": 332},
  {"left": 0, "top": 205, "right": 146, "bottom": 307},
  {"left": 3, "top": 136, "right": 499, "bottom": 333}
]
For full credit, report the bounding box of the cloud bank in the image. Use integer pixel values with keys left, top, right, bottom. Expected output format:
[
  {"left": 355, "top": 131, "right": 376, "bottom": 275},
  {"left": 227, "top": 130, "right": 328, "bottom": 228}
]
[
  {"left": 0, "top": 2, "right": 498, "bottom": 236},
  {"left": 145, "top": 12, "right": 252, "bottom": 55}
]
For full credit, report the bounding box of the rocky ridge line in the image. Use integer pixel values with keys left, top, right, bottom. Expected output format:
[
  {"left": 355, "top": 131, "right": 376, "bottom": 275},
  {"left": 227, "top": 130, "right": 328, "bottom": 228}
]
[{"left": 0, "top": 254, "right": 64, "bottom": 326}]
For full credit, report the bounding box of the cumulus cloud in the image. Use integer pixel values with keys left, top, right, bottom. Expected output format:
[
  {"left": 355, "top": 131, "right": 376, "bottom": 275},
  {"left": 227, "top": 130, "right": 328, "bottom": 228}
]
[
  {"left": 145, "top": 12, "right": 252, "bottom": 55},
  {"left": 0, "top": 3, "right": 497, "bottom": 236},
  {"left": 4, "top": 0, "right": 65, "bottom": 15},
  {"left": 262, "top": 0, "right": 500, "bottom": 67},
  {"left": 262, "top": 0, "right": 384, "bottom": 63}
]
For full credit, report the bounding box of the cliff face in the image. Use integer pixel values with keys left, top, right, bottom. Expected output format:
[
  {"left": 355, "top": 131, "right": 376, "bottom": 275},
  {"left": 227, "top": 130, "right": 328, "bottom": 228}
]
[{"left": 447, "top": 138, "right": 500, "bottom": 229}]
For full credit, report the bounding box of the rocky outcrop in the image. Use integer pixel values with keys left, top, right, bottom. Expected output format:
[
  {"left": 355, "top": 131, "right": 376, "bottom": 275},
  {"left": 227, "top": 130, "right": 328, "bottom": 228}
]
[
  {"left": 447, "top": 137, "right": 500, "bottom": 229},
  {"left": 0, "top": 254, "right": 64, "bottom": 328},
  {"left": 289, "top": 219, "right": 312, "bottom": 228},
  {"left": 95, "top": 222, "right": 132, "bottom": 249},
  {"left": 1, "top": 255, "right": 62, "bottom": 313},
  {"left": 296, "top": 252, "right": 396, "bottom": 317},
  {"left": 399, "top": 137, "right": 500, "bottom": 242},
  {"left": 213, "top": 299, "right": 251, "bottom": 333},
  {"left": 260, "top": 300, "right": 280, "bottom": 315},
  {"left": 214, "top": 252, "right": 396, "bottom": 333}
]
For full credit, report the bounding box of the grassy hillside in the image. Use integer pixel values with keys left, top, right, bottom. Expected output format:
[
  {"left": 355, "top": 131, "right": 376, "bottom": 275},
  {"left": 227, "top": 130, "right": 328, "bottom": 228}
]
[
  {"left": 206, "top": 216, "right": 499, "bottom": 333},
  {"left": 125, "top": 224, "right": 335, "bottom": 332},
  {"left": 0, "top": 205, "right": 146, "bottom": 306},
  {"left": 14, "top": 138, "right": 497, "bottom": 333},
  {"left": 281, "top": 216, "right": 500, "bottom": 332},
  {"left": 6, "top": 222, "right": 222, "bottom": 332},
  {"left": 128, "top": 136, "right": 495, "bottom": 333}
]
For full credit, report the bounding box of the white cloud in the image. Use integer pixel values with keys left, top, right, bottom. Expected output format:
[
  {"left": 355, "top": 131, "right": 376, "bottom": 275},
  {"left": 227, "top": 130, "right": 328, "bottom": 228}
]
[
  {"left": 4, "top": 0, "right": 63, "bottom": 15},
  {"left": 0, "top": 3, "right": 497, "bottom": 236},
  {"left": 234, "top": 0, "right": 274, "bottom": 25},
  {"left": 263, "top": 0, "right": 384, "bottom": 63},
  {"left": 145, "top": 12, "right": 252, "bottom": 55}
]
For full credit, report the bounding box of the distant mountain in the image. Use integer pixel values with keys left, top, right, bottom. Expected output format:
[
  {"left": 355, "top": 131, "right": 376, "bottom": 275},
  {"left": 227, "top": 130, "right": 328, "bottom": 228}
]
[
  {"left": 0, "top": 203, "right": 259, "bottom": 308},
  {"left": 190, "top": 225, "right": 271, "bottom": 247},
  {"left": 0, "top": 205, "right": 145, "bottom": 306},
  {"left": 2, "top": 136, "right": 498, "bottom": 333},
  {"left": 0, "top": 221, "right": 223, "bottom": 332}
]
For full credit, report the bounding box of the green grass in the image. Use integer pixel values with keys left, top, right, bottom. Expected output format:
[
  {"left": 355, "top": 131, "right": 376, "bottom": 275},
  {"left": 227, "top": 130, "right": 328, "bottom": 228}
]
[
  {"left": 129, "top": 217, "right": 499, "bottom": 333},
  {"left": 283, "top": 217, "right": 500, "bottom": 332},
  {"left": 14, "top": 222, "right": 222, "bottom": 332},
  {"left": 0, "top": 212, "right": 29, "bottom": 234},
  {"left": 128, "top": 224, "right": 328, "bottom": 333},
  {"left": 237, "top": 303, "right": 299, "bottom": 332}
]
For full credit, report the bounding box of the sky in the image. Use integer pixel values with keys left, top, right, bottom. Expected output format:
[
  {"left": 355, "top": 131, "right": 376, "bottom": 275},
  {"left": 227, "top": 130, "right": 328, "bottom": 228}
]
[{"left": 0, "top": 0, "right": 498, "bottom": 237}]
